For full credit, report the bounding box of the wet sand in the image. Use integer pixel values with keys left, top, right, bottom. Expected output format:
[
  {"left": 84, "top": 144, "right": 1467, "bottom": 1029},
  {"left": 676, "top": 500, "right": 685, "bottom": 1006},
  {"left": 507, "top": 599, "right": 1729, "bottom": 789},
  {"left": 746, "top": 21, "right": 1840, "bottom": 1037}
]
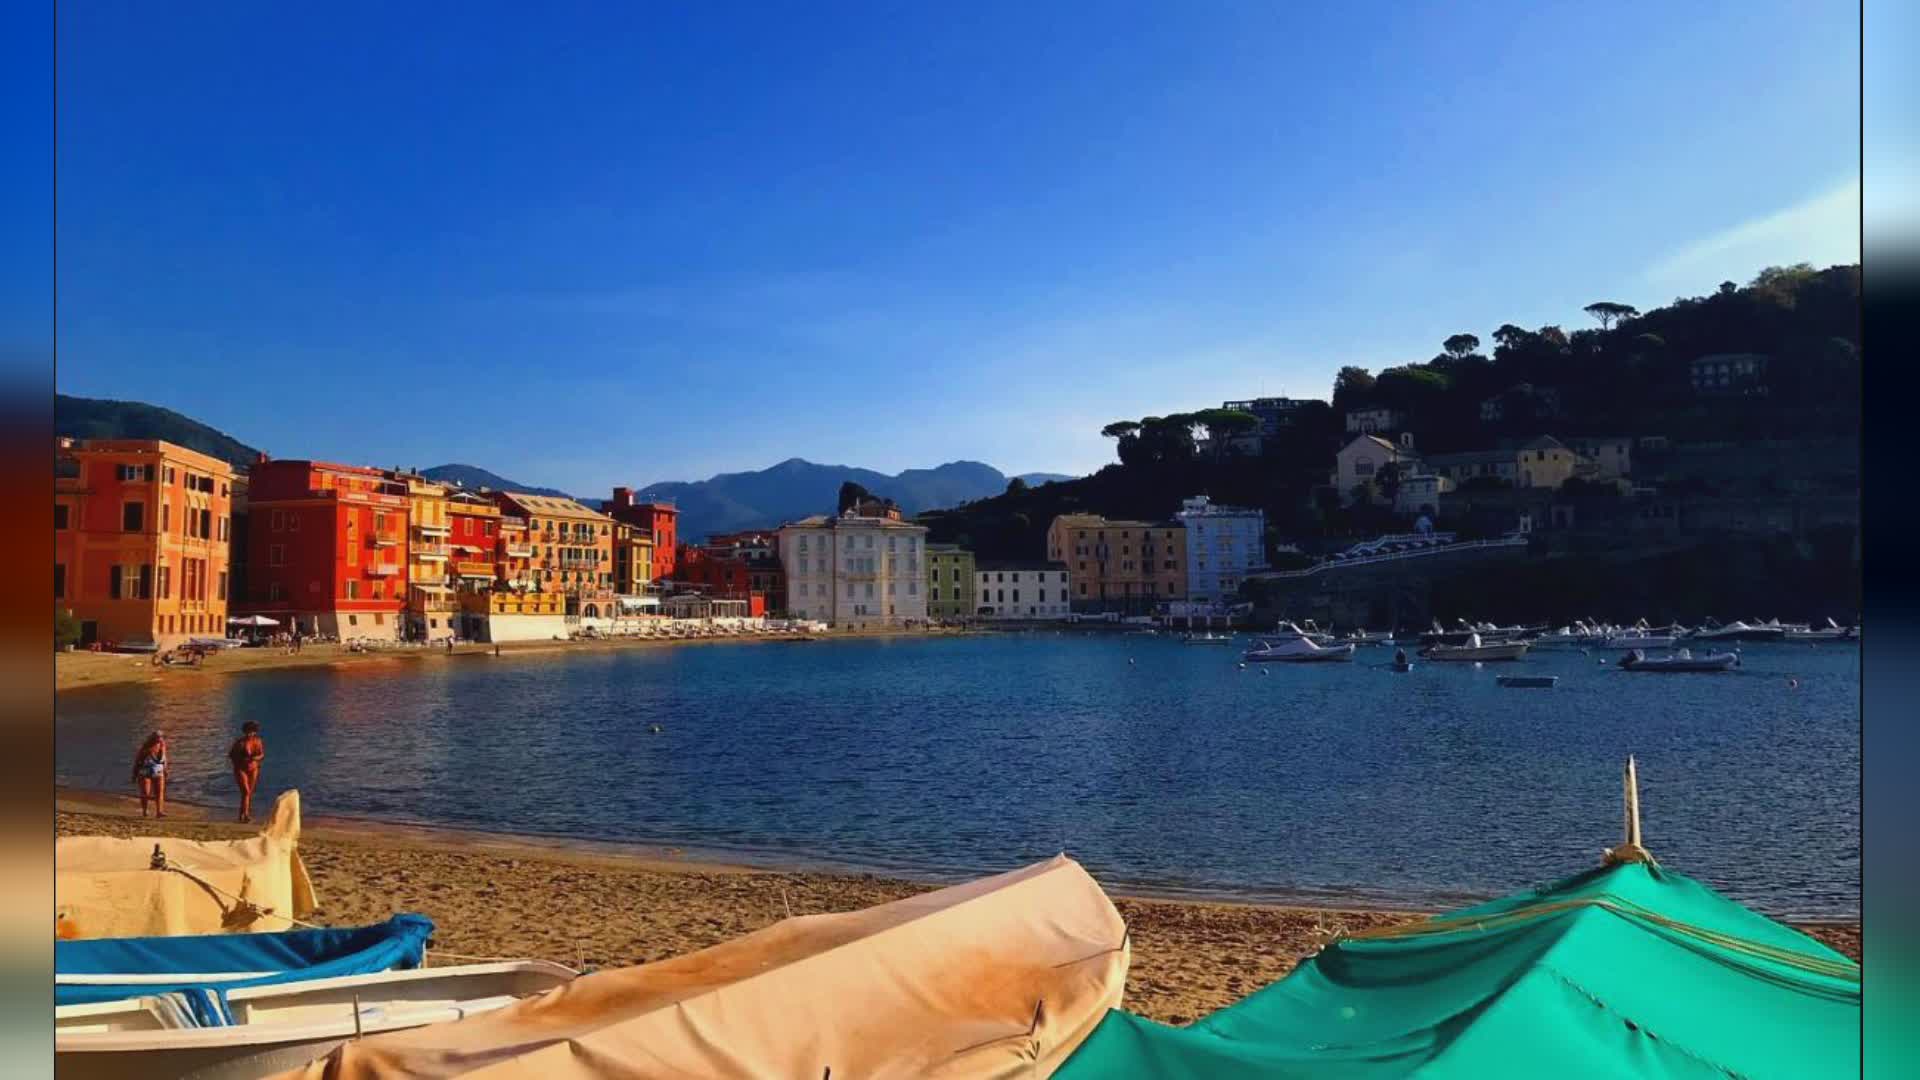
[
  {"left": 54, "top": 626, "right": 959, "bottom": 693},
  {"left": 54, "top": 791, "right": 1860, "bottom": 1026}
]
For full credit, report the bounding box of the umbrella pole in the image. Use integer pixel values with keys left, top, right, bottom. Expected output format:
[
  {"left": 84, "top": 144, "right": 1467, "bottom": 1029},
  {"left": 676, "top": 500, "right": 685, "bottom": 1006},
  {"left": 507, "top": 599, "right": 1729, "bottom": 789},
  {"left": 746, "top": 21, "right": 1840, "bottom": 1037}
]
[{"left": 1604, "top": 755, "right": 1656, "bottom": 866}]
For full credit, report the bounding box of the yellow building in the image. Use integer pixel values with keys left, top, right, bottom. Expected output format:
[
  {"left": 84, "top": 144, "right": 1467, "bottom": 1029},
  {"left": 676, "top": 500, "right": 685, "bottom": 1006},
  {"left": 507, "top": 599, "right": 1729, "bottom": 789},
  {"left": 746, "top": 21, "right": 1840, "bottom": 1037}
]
[
  {"left": 1426, "top": 436, "right": 1584, "bottom": 491},
  {"left": 612, "top": 520, "right": 656, "bottom": 595},
  {"left": 388, "top": 471, "right": 456, "bottom": 640},
  {"left": 1046, "top": 514, "right": 1187, "bottom": 615}
]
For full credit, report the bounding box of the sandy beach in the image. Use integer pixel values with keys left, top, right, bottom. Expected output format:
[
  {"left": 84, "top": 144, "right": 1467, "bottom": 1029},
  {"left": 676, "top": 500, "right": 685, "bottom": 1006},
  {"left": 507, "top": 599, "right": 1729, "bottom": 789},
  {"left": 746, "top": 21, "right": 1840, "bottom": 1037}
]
[
  {"left": 54, "top": 626, "right": 964, "bottom": 693},
  {"left": 54, "top": 790, "right": 1860, "bottom": 1026}
]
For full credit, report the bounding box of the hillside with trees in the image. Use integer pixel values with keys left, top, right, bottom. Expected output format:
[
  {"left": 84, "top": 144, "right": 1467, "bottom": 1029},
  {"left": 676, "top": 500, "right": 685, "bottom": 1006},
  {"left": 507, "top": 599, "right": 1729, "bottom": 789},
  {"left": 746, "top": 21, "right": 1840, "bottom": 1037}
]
[{"left": 921, "top": 263, "right": 1859, "bottom": 563}]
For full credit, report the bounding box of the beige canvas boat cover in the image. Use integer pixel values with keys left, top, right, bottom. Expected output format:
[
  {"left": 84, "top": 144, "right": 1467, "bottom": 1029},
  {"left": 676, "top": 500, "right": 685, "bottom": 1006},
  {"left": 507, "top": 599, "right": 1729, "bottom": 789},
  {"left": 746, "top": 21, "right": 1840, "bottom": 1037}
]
[
  {"left": 56, "top": 790, "right": 316, "bottom": 938},
  {"left": 284, "top": 854, "right": 1127, "bottom": 1079}
]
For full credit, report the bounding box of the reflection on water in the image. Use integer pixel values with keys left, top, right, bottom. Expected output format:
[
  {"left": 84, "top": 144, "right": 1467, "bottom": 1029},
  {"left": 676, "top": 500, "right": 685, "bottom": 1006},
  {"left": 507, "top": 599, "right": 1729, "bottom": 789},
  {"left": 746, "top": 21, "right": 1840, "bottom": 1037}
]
[{"left": 56, "top": 636, "right": 1861, "bottom": 916}]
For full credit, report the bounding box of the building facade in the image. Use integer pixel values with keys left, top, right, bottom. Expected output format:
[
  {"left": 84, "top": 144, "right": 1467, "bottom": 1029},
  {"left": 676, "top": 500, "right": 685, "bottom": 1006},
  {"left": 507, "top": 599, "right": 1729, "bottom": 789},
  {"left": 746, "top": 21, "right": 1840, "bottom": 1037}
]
[
  {"left": 1222, "top": 397, "right": 1312, "bottom": 436},
  {"left": 604, "top": 488, "right": 678, "bottom": 582},
  {"left": 924, "top": 544, "right": 976, "bottom": 621},
  {"left": 1344, "top": 407, "right": 1406, "bottom": 435},
  {"left": 1394, "top": 472, "right": 1456, "bottom": 516},
  {"left": 55, "top": 438, "right": 236, "bottom": 649},
  {"left": 491, "top": 492, "right": 616, "bottom": 618},
  {"left": 1046, "top": 514, "right": 1187, "bottom": 615},
  {"left": 1176, "top": 496, "right": 1267, "bottom": 605},
  {"left": 391, "top": 472, "right": 455, "bottom": 641},
  {"left": 778, "top": 510, "right": 929, "bottom": 628},
  {"left": 1425, "top": 436, "right": 1583, "bottom": 490},
  {"left": 612, "top": 521, "right": 657, "bottom": 597},
  {"left": 1562, "top": 436, "right": 1634, "bottom": 481},
  {"left": 974, "top": 564, "right": 1072, "bottom": 619},
  {"left": 1335, "top": 434, "right": 1421, "bottom": 504},
  {"left": 1691, "top": 353, "right": 1769, "bottom": 395},
  {"left": 238, "top": 459, "right": 410, "bottom": 639}
]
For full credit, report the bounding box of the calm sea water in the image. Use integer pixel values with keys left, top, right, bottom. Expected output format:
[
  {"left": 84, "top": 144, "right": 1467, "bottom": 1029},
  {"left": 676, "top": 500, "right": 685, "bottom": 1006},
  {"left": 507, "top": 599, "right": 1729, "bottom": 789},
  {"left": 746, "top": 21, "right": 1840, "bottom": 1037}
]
[{"left": 55, "top": 634, "right": 1860, "bottom": 917}]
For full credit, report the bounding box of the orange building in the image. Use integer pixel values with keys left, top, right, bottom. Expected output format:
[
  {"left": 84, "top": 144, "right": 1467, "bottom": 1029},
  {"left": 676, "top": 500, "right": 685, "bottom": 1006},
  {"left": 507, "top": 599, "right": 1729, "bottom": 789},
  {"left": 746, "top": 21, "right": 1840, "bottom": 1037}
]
[
  {"left": 490, "top": 492, "right": 616, "bottom": 618},
  {"left": 238, "top": 459, "right": 411, "bottom": 640},
  {"left": 55, "top": 438, "right": 236, "bottom": 649},
  {"left": 1046, "top": 513, "right": 1188, "bottom": 615},
  {"left": 604, "top": 487, "right": 678, "bottom": 582}
]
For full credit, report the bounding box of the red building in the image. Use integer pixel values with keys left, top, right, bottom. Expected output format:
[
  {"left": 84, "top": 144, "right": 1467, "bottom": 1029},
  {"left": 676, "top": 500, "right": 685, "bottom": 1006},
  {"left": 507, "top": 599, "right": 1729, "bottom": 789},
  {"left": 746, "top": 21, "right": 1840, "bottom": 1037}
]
[
  {"left": 604, "top": 487, "right": 678, "bottom": 582},
  {"left": 238, "top": 460, "right": 410, "bottom": 640},
  {"left": 672, "top": 537, "right": 784, "bottom": 615}
]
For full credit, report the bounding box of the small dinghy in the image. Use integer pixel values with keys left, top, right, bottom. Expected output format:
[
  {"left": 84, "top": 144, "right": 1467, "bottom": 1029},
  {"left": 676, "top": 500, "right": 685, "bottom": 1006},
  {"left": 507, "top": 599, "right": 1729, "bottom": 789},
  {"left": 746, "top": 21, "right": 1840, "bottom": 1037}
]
[
  {"left": 1618, "top": 647, "right": 1739, "bottom": 672},
  {"left": 1391, "top": 648, "right": 1413, "bottom": 673},
  {"left": 1496, "top": 675, "right": 1558, "bottom": 688}
]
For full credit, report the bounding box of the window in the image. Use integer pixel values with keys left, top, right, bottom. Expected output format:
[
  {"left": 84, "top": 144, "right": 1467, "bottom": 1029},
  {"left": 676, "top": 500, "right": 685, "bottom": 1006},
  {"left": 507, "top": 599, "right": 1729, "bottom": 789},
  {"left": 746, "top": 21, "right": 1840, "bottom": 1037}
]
[
  {"left": 288, "top": 512, "right": 300, "bottom": 531},
  {"left": 54, "top": 563, "right": 64, "bottom": 598},
  {"left": 54, "top": 504, "right": 69, "bottom": 529},
  {"left": 138, "top": 564, "right": 152, "bottom": 599},
  {"left": 217, "top": 571, "right": 228, "bottom": 601},
  {"left": 272, "top": 509, "right": 285, "bottom": 531},
  {"left": 346, "top": 580, "right": 359, "bottom": 599},
  {"left": 270, "top": 544, "right": 285, "bottom": 567},
  {"left": 157, "top": 565, "right": 171, "bottom": 599},
  {"left": 109, "top": 565, "right": 123, "bottom": 599},
  {"left": 122, "top": 502, "right": 144, "bottom": 532},
  {"left": 348, "top": 614, "right": 358, "bottom": 626}
]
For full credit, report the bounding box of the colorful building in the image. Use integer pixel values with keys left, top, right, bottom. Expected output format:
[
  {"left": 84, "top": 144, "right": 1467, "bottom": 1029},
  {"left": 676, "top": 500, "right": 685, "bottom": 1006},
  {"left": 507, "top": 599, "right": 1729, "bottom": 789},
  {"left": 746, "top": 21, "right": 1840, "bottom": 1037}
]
[
  {"left": 612, "top": 521, "right": 657, "bottom": 597},
  {"left": 924, "top": 544, "right": 976, "bottom": 621},
  {"left": 603, "top": 488, "right": 678, "bottom": 582},
  {"left": 237, "top": 459, "right": 410, "bottom": 639},
  {"left": 390, "top": 471, "right": 455, "bottom": 641},
  {"left": 55, "top": 438, "right": 236, "bottom": 649},
  {"left": 778, "top": 508, "right": 929, "bottom": 627},
  {"left": 1046, "top": 514, "right": 1187, "bottom": 615},
  {"left": 674, "top": 530, "right": 784, "bottom": 612},
  {"left": 497, "top": 513, "right": 537, "bottom": 590},
  {"left": 490, "top": 492, "right": 616, "bottom": 618},
  {"left": 1176, "top": 496, "right": 1268, "bottom": 605}
]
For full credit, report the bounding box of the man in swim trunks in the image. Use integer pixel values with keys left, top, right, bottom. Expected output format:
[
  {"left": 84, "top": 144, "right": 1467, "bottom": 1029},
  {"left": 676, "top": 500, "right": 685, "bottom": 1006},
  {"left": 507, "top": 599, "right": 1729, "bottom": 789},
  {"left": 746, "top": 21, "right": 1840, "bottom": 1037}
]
[{"left": 228, "top": 721, "right": 265, "bottom": 823}]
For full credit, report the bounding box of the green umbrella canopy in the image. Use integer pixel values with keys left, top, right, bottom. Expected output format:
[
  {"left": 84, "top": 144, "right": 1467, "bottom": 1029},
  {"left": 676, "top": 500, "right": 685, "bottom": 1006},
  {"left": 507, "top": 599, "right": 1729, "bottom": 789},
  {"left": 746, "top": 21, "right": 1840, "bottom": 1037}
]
[{"left": 1058, "top": 860, "right": 1858, "bottom": 1079}]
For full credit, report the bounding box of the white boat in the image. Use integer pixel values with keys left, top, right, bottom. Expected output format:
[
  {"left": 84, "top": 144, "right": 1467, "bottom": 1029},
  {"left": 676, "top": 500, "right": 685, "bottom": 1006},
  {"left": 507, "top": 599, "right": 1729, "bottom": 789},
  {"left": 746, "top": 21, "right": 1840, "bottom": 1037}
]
[
  {"left": 1784, "top": 618, "right": 1856, "bottom": 643},
  {"left": 1339, "top": 628, "right": 1393, "bottom": 645},
  {"left": 1618, "top": 647, "right": 1739, "bottom": 672},
  {"left": 56, "top": 960, "right": 576, "bottom": 1080},
  {"left": 1690, "top": 620, "right": 1787, "bottom": 643},
  {"left": 1276, "top": 620, "right": 1337, "bottom": 645},
  {"left": 1531, "top": 625, "right": 1584, "bottom": 646},
  {"left": 1180, "top": 632, "right": 1235, "bottom": 644},
  {"left": 1421, "top": 633, "right": 1530, "bottom": 662},
  {"left": 1602, "top": 630, "right": 1677, "bottom": 649},
  {"left": 1244, "top": 634, "right": 1355, "bottom": 663}
]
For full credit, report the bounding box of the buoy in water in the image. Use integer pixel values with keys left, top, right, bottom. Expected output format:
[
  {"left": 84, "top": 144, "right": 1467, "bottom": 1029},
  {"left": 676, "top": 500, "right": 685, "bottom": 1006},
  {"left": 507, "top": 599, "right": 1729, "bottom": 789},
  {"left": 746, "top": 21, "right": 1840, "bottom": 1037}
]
[
  {"left": 1599, "top": 658, "right": 1608, "bottom": 665},
  {"left": 649, "top": 724, "right": 663, "bottom": 734},
  {"left": 1787, "top": 678, "right": 1799, "bottom": 689}
]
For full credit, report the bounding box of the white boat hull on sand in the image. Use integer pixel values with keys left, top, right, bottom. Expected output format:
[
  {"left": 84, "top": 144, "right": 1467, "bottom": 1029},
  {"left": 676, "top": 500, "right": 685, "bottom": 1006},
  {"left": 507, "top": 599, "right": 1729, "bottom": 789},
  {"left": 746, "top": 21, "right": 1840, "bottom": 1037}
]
[{"left": 56, "top": 961, "right": 575, "bottom": 1080}]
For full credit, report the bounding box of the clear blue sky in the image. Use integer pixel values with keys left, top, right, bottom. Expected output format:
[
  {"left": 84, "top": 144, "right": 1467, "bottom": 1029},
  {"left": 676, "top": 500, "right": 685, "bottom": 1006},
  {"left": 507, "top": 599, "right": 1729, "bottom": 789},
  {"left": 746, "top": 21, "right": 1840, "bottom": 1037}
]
[{"left": 43, "top": 2, "right": 1858, "bottom": 492}]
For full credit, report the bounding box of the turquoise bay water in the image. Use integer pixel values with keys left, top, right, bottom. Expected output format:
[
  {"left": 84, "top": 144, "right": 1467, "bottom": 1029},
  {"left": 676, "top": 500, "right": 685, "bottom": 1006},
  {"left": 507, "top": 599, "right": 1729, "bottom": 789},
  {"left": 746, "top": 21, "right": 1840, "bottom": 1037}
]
[{"left": 55, "top": 634, "right": 1860, "bottom": 917}]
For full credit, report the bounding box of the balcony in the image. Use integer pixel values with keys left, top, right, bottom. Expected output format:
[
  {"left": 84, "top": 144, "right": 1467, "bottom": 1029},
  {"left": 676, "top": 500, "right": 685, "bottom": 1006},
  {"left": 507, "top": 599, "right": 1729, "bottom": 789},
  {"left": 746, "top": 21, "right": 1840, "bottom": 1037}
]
[
  {"left": 365, "top": 563, "right": 402, "bottom": 576},
  {"left": 505, "top": 545, "right": 534, "bottom": 558},
  {"left": 414, "top": 523, "right": 450, "bottom": 537},
  {"left": 455, "top": 560, "right": 495, "bottom": 580},
  {"left": 414, "top": 549, "right": 449, "bottom": 562},
  {"left": 369, "top": 534, "right": 402, "bottom": 548}
]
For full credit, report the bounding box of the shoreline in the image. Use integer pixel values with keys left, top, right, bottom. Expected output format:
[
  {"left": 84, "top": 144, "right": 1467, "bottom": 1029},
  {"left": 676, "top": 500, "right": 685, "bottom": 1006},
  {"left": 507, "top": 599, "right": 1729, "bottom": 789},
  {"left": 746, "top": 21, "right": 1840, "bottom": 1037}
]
[{"left": 54, "top": 624, "right": 966, "bottom": 693}]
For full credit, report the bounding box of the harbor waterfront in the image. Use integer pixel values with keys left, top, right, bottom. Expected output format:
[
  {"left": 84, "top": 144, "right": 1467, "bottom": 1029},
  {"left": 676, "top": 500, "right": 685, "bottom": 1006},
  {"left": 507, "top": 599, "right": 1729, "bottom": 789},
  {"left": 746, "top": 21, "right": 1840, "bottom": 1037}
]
[{"left": 55, "top": 633, "right": 1859, "bottom": 918}]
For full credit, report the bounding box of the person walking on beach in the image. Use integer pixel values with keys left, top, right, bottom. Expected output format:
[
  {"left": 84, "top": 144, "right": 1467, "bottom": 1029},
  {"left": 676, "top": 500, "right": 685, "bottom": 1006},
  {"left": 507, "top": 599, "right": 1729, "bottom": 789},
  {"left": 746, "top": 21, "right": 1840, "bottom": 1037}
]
[
  {"left": 228, "top": 721, "right": 265, "bottom": 823},
  {"left": 132, "top": 730, "right": 168, "bottom": 818}
]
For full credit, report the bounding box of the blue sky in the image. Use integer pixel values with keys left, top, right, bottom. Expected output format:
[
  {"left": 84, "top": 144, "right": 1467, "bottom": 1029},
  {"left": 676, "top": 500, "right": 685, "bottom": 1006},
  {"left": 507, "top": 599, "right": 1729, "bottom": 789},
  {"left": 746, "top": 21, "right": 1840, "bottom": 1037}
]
[{"left": 40, "top": 2, "right": 1858, "bottom": 491}]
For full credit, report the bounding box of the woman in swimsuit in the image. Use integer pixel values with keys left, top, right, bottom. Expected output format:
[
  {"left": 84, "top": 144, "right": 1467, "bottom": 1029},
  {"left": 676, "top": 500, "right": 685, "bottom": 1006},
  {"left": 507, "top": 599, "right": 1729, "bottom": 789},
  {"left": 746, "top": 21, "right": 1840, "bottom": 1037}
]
[
  {"left": 132, "top": 730, "right": 167, "bottom": 818},
  {"left": 228, "top": 721, "right": 265, "bottom": 823}
]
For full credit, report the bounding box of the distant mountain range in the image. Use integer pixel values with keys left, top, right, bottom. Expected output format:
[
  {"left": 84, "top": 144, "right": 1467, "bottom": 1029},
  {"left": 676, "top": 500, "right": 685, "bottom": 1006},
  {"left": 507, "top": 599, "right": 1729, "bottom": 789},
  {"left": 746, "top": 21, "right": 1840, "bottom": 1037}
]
[
  {"left": 632, "top": 459, "right": 1075, "bottom": 540},
  {"left": 53, "top": 393, "right": 1074, "bottom": 538}
]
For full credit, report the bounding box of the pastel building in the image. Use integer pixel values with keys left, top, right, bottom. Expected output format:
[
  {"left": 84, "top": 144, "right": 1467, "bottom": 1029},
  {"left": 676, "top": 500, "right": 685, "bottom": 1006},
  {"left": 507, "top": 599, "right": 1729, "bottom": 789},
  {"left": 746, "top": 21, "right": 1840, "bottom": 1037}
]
[
  {"left": 1425, "top": 436, "right": 1583, "bottom": 490},
  {"left": 604, "top": 488, "right": 678, "bottom": 583},
  {"left": 390, "top": 471, "right": 455, "bottom": 641},
  {"left": 55, "top": 438, "right": 235, "bottom": 649},
  {"left": 491, "top": 492, "right": 616, "bottom": 619},
  {"left": 1176, "top": 496, "right": 1267, "bottom": 605},
  {"left": 778, "top": 509, "right": 929, "bottom": 628},
  {"left": 924, "top": 544, "right": 976, "bottom": 621},
  {"left": 1335, "top": 433, "right": 1421, "bottom": 505},
  {"left": 973, "top": 563, "right": 1072, "bottom": 620},
  {"left": 238, "top": 459, "right": 410, "bottom": 639},
  {"left": 1046, "top": 514, "right": 1187, "bottom": 615}
]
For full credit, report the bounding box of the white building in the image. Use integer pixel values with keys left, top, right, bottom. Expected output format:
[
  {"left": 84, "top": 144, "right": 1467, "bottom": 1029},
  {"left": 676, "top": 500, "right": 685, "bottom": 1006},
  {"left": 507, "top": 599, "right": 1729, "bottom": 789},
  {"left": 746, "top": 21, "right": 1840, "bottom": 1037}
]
[
  {"left": 1344, "top": 407, "right": 1405, "bottom": 435},
  {"left": 1394, "top": 473, "right": 1454, "bottom": 516},
  {"left": 778, "top": 510, "right": 929, "bottom": 628},
  {"left": 1176, "top": 496, "right": 1267, "bottom": 604},
  {"left": 973, "top": 564, "right": 1072, "bottom": 620}
]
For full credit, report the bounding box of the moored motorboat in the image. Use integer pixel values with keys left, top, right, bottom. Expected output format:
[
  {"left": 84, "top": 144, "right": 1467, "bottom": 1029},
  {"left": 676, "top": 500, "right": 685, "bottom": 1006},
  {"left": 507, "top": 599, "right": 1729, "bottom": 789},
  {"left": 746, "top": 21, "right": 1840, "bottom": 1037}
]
[
  {"left": 1785, "top": 618, "right": 1856, "bottom": 643},
  {"left": 1603, "top": 629, "right": 1677, "bottom": 649},
  {"left": 1244, "top": 634, "right": 1355, "bottom": 663},
  {"left": 1421, "top": 633, "right": 1530, "bottom": 662},
  {"left": 1618, "top": 647, "right": 1739, "bottom": 672},
  {"left": 1180, "top": 631, "right": 1235, "bottom": 644},
  {"left": 1340, "top": 627, "right": 1393, "bottom": 645},
  {"left": 1689, "top": 619, "right": 1786, "bottom": 643}
]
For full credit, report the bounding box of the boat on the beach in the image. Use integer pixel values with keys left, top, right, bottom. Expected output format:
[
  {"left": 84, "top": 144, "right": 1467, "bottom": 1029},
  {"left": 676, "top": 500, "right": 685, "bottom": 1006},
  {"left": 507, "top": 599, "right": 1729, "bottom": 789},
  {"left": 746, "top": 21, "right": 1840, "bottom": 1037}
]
[
  {"left": 1054, "top": 758, "right": 1861, "bottom": 1079},
  {"left": 57, "top": 959, "right": 576, "bottom": 1080},
  {"left": 1619, "top": 647, "right": 1739, "bottom": 672},
  {"left": 1421, "top": 633, "right": 1530, "bottom": 662},
  {"left": 283, "top": 855, "right": 1128, "bottom": 1080},
  {"left": 1244, "top": 634, "right": 1355, "bottom": 663},
  {"left": 1495, "top": 674, "right": 1558, "bottom": 688}
]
